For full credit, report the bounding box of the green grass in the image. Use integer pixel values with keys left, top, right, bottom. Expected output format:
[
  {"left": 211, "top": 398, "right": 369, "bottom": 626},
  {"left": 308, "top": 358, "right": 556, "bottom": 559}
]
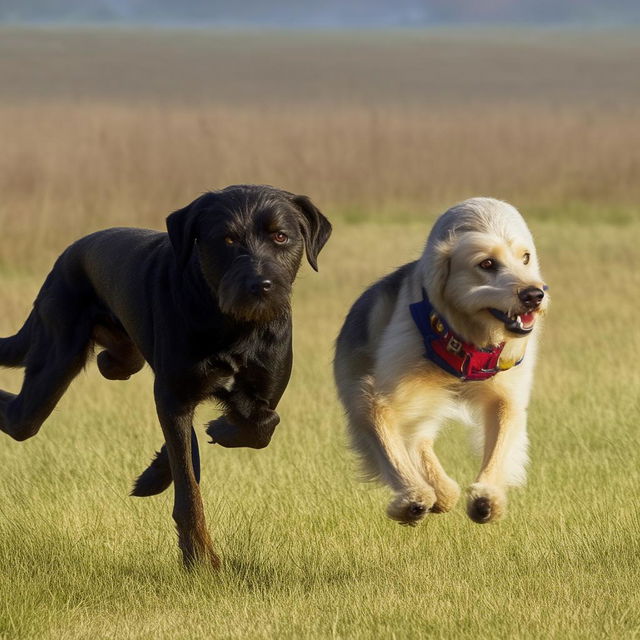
[
  {"left": 1, "top": 25, "right": 638, "bottom": 639},
  {"left": 1, "top": 217, "right": 639, "bottom": 639}
]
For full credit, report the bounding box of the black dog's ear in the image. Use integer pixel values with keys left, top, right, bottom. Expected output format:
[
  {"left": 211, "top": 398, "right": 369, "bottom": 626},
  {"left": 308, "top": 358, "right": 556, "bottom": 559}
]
[
  {"left": 166, "top": 198, "right": 202, "bottom": 270},
  {"left": 291, "top": 195, "right": 332, "bottom": 271}
]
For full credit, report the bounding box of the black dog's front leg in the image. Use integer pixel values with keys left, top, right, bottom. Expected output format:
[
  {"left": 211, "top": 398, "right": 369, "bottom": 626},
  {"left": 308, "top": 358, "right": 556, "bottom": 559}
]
[
  {"left": 153, "top": 380, "right": 219, "bottom": 568},
  {"left": 207, "top": 346, "right": 292, "bottom": 449}
]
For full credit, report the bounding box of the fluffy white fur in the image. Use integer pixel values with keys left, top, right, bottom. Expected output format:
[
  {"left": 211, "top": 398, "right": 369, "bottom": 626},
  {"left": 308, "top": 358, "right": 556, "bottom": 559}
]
[{"left": 334, "top": 198, "right": 548, "bottom": 525}]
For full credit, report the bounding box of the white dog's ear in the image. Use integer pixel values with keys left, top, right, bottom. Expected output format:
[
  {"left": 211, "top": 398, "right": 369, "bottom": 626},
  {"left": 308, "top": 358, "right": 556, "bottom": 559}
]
[{"left": 427, "top": 239, "right": 453, "bottom": 299}]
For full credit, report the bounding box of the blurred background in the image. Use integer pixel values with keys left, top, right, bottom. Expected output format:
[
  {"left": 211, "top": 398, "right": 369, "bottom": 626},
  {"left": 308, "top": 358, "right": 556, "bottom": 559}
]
[
  {"left": 1, "top": 0, "right": 640, "bottom": 27},
  {"left": 0, "top": 0, "right": 639, "bottom": 271},
  {"left": 1, "top": 4, "right": 639, "bottom": 638}
]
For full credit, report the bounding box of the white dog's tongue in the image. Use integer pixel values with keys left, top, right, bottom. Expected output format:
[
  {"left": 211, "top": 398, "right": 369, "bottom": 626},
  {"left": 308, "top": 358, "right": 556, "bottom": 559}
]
[{"left": 519, "top": 313, "right": 535, "bottom": 329}]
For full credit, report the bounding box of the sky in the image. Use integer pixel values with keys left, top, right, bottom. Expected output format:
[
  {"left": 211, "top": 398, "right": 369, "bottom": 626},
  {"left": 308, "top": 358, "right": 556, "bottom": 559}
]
[{"left": 0, "top": 0, "right": 639, "bottom": 27}]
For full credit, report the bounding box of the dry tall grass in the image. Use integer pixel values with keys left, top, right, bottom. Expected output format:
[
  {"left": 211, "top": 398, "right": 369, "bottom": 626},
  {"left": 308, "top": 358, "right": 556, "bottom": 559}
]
[
  {"left": 1, "top": 28, "right": 639, "bottom": 272},
  {"left": 2, "top": 101, "right": 639, "bottom": 272}
]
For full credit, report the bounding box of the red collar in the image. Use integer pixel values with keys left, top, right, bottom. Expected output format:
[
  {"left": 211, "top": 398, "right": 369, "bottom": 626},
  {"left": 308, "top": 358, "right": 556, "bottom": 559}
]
[{"left": 409, "top": 292, "right": 522, "bottom": 381}]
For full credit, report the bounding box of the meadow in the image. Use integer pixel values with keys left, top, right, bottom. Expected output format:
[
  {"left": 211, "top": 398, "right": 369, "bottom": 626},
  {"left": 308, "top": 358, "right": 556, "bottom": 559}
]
[{"left": 0, "top": 27, "right": 639, "bottom": 639}]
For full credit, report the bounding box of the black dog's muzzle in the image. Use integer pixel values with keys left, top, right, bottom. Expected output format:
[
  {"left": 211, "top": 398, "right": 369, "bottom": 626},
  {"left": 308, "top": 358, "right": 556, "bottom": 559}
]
[{"left": 217, "top": 257, "right": 291, "bottom": 323}]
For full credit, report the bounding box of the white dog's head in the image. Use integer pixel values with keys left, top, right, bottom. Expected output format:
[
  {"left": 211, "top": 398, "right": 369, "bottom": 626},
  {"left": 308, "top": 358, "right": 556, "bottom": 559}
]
[{"left": 420, "top": 198, "right": 548, "bottom": 348}]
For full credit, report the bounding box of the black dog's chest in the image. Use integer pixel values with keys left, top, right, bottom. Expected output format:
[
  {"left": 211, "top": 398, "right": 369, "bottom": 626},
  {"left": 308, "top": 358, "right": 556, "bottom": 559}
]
[{"left": 204, "top": 356, "right": 241, "bottom": 394}]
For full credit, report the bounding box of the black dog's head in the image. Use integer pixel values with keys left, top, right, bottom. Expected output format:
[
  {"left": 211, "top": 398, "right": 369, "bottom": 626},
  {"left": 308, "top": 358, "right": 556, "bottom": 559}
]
[{"left": 166, "top": 185, "right": 332, "bottom": 323}]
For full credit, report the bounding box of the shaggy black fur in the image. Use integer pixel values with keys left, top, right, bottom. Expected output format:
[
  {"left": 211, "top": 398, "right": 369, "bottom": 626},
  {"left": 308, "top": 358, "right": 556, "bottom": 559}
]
[{"left": 0, "top": 184, "right": 331, "bottom": 566}]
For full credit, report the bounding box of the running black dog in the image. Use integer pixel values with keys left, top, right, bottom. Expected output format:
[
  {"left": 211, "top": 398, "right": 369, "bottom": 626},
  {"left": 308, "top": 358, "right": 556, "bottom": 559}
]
[{"left": 0, "top": 184, "right": 331, "bottom": 567}]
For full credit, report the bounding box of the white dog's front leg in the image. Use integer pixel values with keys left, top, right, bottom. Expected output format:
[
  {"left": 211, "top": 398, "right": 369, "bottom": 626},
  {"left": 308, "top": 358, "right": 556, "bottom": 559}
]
[
  {"left": 467, "top": 397, "right": 528, "bottom": 523},
  {"left": 369, "top": 400, "right": 438, "bottom": 525},
  {"left": 412, "top": 439, "right": 461, "bottom": 514}
]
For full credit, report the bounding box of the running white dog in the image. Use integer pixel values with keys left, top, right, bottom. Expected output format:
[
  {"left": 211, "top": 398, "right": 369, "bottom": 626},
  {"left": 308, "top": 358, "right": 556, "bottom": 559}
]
[{"left": 334, "top": 198, "right": 548, "bottom": 525}]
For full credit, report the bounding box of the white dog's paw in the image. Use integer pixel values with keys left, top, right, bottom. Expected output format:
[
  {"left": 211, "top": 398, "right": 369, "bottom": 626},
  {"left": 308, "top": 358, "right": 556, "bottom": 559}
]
[
  {"left": 431, "top": 478, "right": 461, "bottom": 514},
  {"left": 386, "top": 487, "right": 437, "bottom": 526},
  {"left": 466, "top": 483, "right": 506, "bottom": 524}
]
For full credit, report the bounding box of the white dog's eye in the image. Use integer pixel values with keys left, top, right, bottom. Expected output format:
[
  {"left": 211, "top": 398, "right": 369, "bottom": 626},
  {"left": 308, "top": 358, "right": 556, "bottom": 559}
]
[
  {"left": 478, "top": 258, "right": 496, "bottom": 270},
  {"left": 523, "top": 252, "right": 530, "bottom": 265}
]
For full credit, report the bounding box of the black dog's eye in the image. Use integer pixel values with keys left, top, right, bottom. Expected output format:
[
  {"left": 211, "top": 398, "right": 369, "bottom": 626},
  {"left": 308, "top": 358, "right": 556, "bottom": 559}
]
[
  {"left": 224, "top": 237, "right": 235, "bottom": 246},
  {"left": 272, "top": 232, "right": 288, "bottom": 244},
  {"left": 478, "top": 258, "right": 497, "bottom": 271},
  {"left": 523, "top": 252, "right": 530, "bottom": 265}
]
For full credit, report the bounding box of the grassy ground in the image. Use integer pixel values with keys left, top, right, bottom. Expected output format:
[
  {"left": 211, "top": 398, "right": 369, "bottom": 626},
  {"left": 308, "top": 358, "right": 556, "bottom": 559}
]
[
  {"left": 1, "top": 220, "right": 638, "bottom": 639},
  {"left": 0, "top": 27, "right": 639, "bottom": 639}
]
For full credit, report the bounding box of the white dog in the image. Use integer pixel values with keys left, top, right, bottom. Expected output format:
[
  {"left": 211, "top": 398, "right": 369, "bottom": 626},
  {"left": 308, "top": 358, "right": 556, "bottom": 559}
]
[{"left": 334, "top": 198, "right": 548, "bottom": 525}]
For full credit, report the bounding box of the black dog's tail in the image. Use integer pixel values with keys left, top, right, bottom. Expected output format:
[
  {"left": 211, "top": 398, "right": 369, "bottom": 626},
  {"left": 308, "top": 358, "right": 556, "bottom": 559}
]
[
  {"left": 0, "top": 312, "right": 34, "bottom": 368},
  {"left": 131, "top": 446, "right": 173, "bottom": 497},
  {"left": 130, "top": 428, "right": 201, "bottom": 497}
]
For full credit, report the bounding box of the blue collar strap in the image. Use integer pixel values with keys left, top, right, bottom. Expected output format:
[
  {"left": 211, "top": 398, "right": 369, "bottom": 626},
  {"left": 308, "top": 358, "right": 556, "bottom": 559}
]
[{"left": 409, "top": 291, "right": 522, "bottom": 381}]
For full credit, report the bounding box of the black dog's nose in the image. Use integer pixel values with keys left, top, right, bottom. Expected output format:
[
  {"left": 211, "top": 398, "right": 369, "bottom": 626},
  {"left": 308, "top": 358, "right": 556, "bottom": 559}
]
[
  {"left": 250, "top": 279, "right": 273, "bottom": 295},
  {"left": 518, "top": 286, "right": 544, "bottom": 309}
]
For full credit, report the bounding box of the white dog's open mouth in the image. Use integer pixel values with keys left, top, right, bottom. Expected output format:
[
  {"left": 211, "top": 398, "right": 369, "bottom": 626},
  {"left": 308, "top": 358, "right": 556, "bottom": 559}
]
[{"left": 488, "top": 308, "right": 536, "bottom": 335}]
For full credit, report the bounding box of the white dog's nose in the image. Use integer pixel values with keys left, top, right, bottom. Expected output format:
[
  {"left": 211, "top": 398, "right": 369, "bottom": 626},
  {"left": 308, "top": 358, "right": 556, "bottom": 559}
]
[{"left": 518, "top": 286, "right": 544, "bottom": 309}]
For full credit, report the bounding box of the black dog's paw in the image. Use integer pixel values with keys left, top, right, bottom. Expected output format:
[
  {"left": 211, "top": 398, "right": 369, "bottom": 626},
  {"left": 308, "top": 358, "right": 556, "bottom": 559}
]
[
  {"left": 206, "top": 412, "right": 278, "bottom": 449},
  {"left": 205, "top": 416, "right": 239, "bottom": 447}
]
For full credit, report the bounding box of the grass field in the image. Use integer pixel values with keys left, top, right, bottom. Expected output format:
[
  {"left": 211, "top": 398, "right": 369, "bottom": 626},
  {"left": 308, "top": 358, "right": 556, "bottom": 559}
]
[{"left": 1, "top": 27, "right": 639, "bottom": 639}]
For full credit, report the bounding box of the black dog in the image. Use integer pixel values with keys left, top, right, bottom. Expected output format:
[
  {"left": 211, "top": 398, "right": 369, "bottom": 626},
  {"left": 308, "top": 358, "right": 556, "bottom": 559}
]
[{"left": 0, "top": 184, "right": 331, "bottom": 567}]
